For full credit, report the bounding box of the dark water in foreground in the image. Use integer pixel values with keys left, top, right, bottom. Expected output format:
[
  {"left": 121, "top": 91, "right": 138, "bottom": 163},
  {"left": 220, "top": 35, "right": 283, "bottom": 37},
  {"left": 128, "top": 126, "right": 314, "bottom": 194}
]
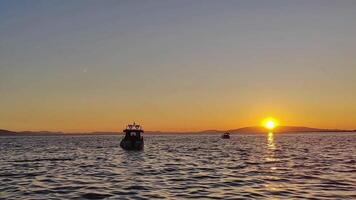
[{"left": 0, "top": 133, "right": 355, "bottom": 200}]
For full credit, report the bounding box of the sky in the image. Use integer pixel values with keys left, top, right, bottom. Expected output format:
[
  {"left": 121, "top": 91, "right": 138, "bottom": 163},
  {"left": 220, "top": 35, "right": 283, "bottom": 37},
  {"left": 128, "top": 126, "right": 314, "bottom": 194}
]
[{"left": 1, "top": 0, "right": 356, "bottom": 132}]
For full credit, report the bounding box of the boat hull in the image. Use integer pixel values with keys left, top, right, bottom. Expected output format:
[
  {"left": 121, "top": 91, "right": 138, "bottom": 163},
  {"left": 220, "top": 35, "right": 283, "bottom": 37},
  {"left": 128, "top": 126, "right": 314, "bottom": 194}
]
[
  {"left": 120, "top": 139, "right": 144, "bottom": 150},
  {"left": 221, "top": 135, "right": 230, "bottom": 139}
]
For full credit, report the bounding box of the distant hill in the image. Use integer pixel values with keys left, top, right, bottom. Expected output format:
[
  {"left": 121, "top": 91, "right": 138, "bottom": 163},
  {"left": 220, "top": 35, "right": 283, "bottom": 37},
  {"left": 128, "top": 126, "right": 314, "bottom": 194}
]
[
  {"left": 0, "top": 129, "right": 17, "bottom": 136},
  {"left": 0, "top": 129, "right": 66, "bottom": 136},
  {"left": 198, "top": 126, "right": 352, "bottom": 134}
]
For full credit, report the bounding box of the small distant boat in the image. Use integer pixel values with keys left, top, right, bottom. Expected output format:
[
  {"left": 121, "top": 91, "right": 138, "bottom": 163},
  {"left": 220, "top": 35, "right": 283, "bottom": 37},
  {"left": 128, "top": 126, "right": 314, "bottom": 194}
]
[
  {"left": 120, "top": 122, "right": 144, "bottom": 150},
  {"left": 221, "top": 132, "right": 230, "bottom": 139}
]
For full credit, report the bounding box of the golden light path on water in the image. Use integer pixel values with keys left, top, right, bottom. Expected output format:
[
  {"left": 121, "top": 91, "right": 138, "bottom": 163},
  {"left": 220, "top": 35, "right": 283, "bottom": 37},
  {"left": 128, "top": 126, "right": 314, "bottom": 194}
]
[
  {"left": 265, "top": 131, "right": 281, "bottom": 193},
  {"left": 266, "top": 132, "right": 276, "bottom": 164},
  {"left": 267, "top": 132, "right": 275, "bottom": 150}
]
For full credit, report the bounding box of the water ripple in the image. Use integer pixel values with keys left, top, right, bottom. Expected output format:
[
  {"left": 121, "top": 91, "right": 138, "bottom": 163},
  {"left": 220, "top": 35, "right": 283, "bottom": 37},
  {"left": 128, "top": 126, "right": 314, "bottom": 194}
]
[{"left": 0, "top": 133, "right": 355, "bottom": 199}]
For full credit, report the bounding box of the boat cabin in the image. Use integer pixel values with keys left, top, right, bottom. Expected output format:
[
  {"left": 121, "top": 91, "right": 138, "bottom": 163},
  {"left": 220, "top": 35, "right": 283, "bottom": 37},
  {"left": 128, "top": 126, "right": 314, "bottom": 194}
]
[{"left": 123, "top": 123, "right": 143, "bottom": 140}]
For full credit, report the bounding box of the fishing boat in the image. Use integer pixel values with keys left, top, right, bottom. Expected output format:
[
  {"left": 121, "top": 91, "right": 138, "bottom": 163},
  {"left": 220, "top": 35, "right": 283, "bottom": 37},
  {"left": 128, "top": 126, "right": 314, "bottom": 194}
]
[
  {"left": 120, "top": 122, "right": 144, "bottom": 150},
  {"left": 221, "top": 132, "right": 230, "bottom": 139}
]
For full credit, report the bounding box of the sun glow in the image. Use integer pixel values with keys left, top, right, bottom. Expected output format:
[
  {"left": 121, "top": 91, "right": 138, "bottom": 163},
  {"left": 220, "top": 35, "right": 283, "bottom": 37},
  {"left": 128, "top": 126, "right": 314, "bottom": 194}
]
[{"left": 262, "top": 118, "right": 279, "bottom": 130}]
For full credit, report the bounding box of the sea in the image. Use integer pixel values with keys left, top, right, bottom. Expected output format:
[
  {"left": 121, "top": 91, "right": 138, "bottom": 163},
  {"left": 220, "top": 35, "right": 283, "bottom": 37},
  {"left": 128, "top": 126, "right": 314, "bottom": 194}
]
[{"left": 0, "top": 133, "right": 355, "bottom": 200}]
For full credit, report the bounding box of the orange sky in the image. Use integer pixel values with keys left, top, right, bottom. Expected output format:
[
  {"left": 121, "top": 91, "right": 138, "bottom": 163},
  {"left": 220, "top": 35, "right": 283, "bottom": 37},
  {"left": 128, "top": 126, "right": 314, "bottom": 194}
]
[{"left": 1, "top": 1, "right": 356, "bottom": 132}]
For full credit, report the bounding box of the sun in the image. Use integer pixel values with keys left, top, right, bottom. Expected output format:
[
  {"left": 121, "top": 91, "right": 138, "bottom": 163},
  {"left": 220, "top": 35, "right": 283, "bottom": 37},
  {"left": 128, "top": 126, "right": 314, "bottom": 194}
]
[
  {"left": 262, "top": 118, "right": 279, "bottom": 130},
  {"left": 266, "top": 120, "right": 276, "bottom": 130}
]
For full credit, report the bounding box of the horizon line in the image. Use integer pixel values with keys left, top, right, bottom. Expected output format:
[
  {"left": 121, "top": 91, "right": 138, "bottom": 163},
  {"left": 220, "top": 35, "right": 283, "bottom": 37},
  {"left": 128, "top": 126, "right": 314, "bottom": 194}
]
[{"left": 2, "top": 125, "right": 356, "bottom": 134}]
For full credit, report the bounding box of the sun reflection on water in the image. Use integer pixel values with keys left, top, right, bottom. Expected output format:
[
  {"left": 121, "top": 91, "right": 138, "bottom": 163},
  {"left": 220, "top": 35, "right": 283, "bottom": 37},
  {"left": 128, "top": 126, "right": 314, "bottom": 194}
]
[
  {"left": 266, "top": 132, "right": 276, "bottom": 163},
  {"left": 267, "top": 132, "right": 275, "bottom": 150}
]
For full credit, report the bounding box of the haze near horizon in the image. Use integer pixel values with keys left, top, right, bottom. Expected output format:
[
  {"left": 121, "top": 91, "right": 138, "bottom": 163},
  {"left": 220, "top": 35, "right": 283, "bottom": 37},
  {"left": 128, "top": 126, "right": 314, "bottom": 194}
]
[{"left": 1, "top": 0, "right": 356, "bottom": 132}]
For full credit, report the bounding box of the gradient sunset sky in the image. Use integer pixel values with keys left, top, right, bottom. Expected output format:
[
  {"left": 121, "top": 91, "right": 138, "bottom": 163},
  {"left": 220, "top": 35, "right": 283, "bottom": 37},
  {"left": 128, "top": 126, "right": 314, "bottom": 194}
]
[{"left": 1, "top": 0, "right": 356, "bottom": 132}]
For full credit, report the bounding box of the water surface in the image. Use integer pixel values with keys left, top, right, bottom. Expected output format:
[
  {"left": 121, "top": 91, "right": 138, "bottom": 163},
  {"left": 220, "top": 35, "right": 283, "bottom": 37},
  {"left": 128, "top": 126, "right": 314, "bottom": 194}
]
[{"left": 1, "top": 133, "right": 355, "bottom": 199}]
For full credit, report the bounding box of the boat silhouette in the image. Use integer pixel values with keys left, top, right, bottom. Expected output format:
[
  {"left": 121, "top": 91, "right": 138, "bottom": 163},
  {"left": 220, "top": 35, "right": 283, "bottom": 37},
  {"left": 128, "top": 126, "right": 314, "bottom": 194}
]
[
  {"left": 120, "top": 122, "right": 144, "bottom": 150},
  {"left": 221, "top": 132, "right": 230, "bottom": 139}
]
